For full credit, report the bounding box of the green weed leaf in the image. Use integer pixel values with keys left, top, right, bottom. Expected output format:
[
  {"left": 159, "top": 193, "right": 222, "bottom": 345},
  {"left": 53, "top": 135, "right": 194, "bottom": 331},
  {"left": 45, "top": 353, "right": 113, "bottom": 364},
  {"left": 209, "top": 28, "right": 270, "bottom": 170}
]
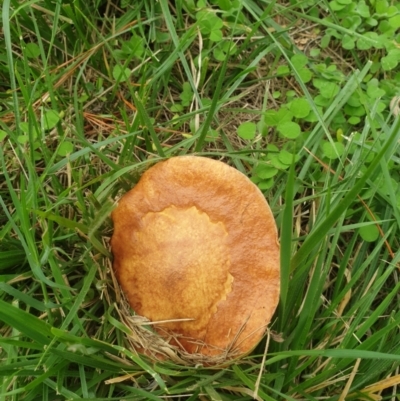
[
  {"left": 322, "top": 141, "right": 345, "bottom": 159},
  {"left": 196, "top": 11, "right": 224, "bottom": 42},
  {"left": 389, "top": 15, "right": 400, "bottom": 29},
  {"left": 24, "top": 42, "right": 40, "bottom": 58},
  {"left": 329, "top": 1, "right": 346, "bottom": 11},
  {"left": 264, "top": 108, "right": 293, "bottom": 127},
  {"left": 278, "top": 150, "right": 297, "bottom": 165},
  {"left": 180, "top": 82, "right": 193, "bottom": 106},
  {"left": 367, "top": 80, "right": 386, "bottom": 98},
  {"left": 356, "top": 1, "right": 370, "bottom": 18},
  {"left": 254, "top": 165, "right": 278, "bottom": 179},
  {"left": 359, "top": 225, "right": 380, "bottom": 242},
  {"left": 342, "top": 34, "right": 355, "bottom": 49},
  {"left": 237, "top": 122, "right": 256, "bottom": 140},
  {"left": 258, "top": 179, "right": 274, "bottom": 190},
  {"left": 57, "top": 142, "right": 74, "bottom": 156},
  {"left": 277, "top": 65, "right": 290, "bottom": 75},
  {"left": 205, "top": 129, "right": 219, "bottom": 142},
  {"left": 277, "top": 121, "right": 301, "bottom": 139},
  {"left": 213, "top": 41, "right": 236, "bottom": 61},
  {"left": 43, "top": 110, "right": 60, "bottom": 131},
  {"left": 112, "top": 65, "right": 131, "bottom": 82},
  {"left": 290, "top": 98, "right": 311, "bottom": 118},
  {"left": 375, "top": 0, "right": 388, "bottom": 14},
  {"left": 291, "top": 54, "right": 308, "bottom": 69},
  {"left": 314, "top": 79, "right": 340, "bottom": 99},
  {"left": 381, "top": 50, "right": 400, "bottom": 71}
]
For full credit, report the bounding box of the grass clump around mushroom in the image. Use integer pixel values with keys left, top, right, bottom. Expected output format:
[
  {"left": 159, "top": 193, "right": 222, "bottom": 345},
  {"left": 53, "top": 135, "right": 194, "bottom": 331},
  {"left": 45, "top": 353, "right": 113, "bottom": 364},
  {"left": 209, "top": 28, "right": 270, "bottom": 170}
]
[
  {"left": 1, "top": 0, "right": 400, "bottom": 400},
  {"left": 110, "top": 271, "right": 243, "bottom": 368}
]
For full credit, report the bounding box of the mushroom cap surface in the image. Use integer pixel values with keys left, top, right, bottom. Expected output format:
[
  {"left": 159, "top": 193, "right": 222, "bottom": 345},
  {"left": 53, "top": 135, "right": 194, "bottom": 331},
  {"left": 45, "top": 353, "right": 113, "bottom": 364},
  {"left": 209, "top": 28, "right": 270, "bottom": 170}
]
[{"left": 111, "top": 156, "right": 280, "bottom": 360}]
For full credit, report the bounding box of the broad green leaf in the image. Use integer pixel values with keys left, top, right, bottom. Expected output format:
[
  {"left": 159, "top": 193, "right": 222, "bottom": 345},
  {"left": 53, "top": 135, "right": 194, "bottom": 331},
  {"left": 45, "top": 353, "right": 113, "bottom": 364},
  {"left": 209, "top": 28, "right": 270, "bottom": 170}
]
[
  {"left": 24, "top": 42, "right": 40, "bottom": 58},
  {"left": 343, "top": 15, "right": 362, "bottom": 31},
  {"left": 57, "top": 141, "right": 74, "bottom": 156},
  {"left": 366, "top": 17, "right": 378, "bottom": 27},
  {"left": 112, "top": 65, "right": 131, "bottom": 82},
  {"left": 357, "top": 36, "right": 373, "bottom": 50},
  {"left": 291, "top": 54, "right": 308, "bottom": 69},
  {"left": 356, "top": 1, "right": 370, "bottom": 17},
  {"left": 348, "top": 116, "right": 361, "bottom": 125},
  {"left": 170, "top": 103, "right": 183, "bottom": 112},
  {"left": 196, "top": 11, "right": 223, "bottom": 36},
  {"left": 347, "top": 93, "right": 362, "bottom": 107},
  {"left": 381, "top": 51, "right": 400, "bottom": 71},
  {"left": 314, "top": 94, "right": 331, "bottom": 107},
  {"left": 264, "top": 110, "right": 278, "bottom": 126},
  {"left": 255, "top": 165, "right": 278, "bottom": 179},
  {"left": 264, "top": 108, "right": 293, "bottom": 127},
  {"left": 278, "top": 150, "right": 297, "bottom": 165},
  {"left": 216, "top": 0, "right": 234, "bottom": 10},
  {"left": 359, "top": 224, "right": 380, "bottom": 242},
  {"left": 290, "top": 98, "right": 311, "bottom": 118},
  {"left": 297, "top": 67, "right": 312, "bottom": 83},
  {"left": 342, "top": 34, "right": 355, "bottom": 49},
  {"left": 210, "top": 29, "right": 223, "bottom": 42},
  {"left": 277, "top": 121, "right": 301, "bottom": 139},
  {"left": 43, "top": 109, "right": 60, "bottom": 130},
  {"left": 322, "top": 141, "right": 345, "bottom": 159},
  {"left": 237, "top": 122, "right": 256, "bottom": 140},
  {"left": 375, "top": 0, "right": 388, "bottom": 14},
  {"left": 271, "top": 155, "right": 290, "bottom": 169},
  {"left": 180, "top": 82, "right": 193, "bottom": 106},
  {"left": 276, "top": 65, "right": 290, "bottom": 75},
  {"left": 258, "top": 179, "right": 274, "bottom": 190},
  {"left": 19, "top": 122, "right": 39, "bottom": 137},
  {"left": 205, "top": 129, "right": 219, "bottom": 142},
  {"left": 389, "top": 15, "right": 400, "bottom": 29},
  {"left": 318, "top": 81, "right": 340, "bottom": 99},
  {"left": 344, "top": 104, "right": 366, "bottom": 117},
  {"left": 213, "top": 41, "right": 237, "bottom": 61},
  {"left": 329, "top": 1, "right": 346, "bottom": 11},
  {"left": 367, "top": 82, "right": 386, "bottom": 98},
  {"left": 320, "top": 34, "right": 331, "bottom": 48},
  {"left": 128, "top": 36, "right": 145, "bottom": 58},
  {"left": 17, "top": 135, "right": 28, "bottom": 144}
]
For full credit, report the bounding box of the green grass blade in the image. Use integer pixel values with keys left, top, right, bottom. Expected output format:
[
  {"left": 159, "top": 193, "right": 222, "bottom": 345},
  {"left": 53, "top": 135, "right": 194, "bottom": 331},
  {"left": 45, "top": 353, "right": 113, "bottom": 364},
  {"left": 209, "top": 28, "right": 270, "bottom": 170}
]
[
  {"left": 278, "top": 160, "right": 295, "bottom": 322},
  {"left": 0, "top": 299, "right": 52, "bottom": 345}
]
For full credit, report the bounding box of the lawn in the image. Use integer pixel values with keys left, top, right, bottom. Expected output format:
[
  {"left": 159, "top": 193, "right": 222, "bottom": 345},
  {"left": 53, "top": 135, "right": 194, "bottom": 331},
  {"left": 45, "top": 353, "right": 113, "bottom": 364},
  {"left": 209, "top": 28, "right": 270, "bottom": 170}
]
[{"left": 1, "top": 0, "right": 400, "bottom": 400}]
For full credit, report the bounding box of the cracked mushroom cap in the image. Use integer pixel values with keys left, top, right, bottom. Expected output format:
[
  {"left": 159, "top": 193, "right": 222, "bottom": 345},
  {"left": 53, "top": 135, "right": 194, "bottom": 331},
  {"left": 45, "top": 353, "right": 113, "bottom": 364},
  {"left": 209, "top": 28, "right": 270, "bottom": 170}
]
[{"left": 111, "top": 156, "right": 280, "bottom": 361}]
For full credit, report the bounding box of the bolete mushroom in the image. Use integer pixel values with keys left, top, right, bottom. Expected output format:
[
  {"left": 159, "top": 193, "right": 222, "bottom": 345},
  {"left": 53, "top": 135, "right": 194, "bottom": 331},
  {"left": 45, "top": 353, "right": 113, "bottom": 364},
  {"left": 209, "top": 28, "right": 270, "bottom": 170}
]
[{"left": 111, "top": 156, "right": 280, "bottom": 363}]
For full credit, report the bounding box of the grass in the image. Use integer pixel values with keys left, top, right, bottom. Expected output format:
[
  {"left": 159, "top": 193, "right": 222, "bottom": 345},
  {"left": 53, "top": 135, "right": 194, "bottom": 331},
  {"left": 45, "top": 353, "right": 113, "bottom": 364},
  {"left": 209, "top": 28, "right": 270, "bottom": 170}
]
[{"left": 1, "top": 0, "right": 400, "bottom": 400}]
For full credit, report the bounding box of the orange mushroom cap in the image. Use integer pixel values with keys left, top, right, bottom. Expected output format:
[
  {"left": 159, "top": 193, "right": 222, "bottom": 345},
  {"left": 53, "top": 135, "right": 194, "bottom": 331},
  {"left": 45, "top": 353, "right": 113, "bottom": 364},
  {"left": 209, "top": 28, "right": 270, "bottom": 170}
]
[{"left": 111, "top": 156, "right": 280, "bottom": 361}]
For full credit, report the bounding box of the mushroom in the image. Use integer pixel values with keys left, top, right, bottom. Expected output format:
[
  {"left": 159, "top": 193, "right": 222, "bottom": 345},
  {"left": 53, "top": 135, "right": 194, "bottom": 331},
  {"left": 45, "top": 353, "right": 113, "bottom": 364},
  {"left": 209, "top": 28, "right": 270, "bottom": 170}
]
[{"left": 111, "top": 156, "right": 280, "bottom": 362}]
